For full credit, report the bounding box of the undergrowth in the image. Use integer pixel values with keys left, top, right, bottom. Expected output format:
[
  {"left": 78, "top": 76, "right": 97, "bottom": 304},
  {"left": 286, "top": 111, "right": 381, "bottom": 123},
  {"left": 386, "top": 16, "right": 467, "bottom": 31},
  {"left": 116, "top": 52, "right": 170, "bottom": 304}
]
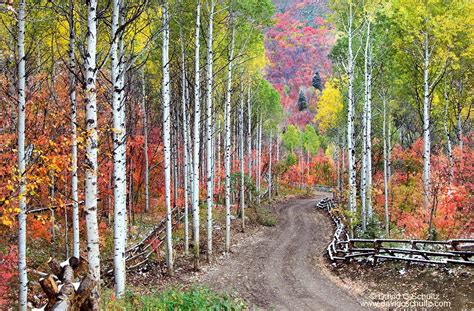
[
  {"left": 256, "top": 206, "right": 277, "bottom": 227},
  {"left": 103, "top": 286, "right": 246, "bottom": 311}
]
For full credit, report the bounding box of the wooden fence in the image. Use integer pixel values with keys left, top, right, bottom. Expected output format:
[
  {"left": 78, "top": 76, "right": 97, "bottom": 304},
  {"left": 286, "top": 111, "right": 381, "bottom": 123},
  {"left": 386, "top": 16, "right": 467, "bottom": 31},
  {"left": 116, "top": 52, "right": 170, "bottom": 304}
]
[
  {"left": 104, "top": 206, "right": 185, "bottom": 277},
  {"left": 316, "top": 198, "right": 474, "bottom": 266}
]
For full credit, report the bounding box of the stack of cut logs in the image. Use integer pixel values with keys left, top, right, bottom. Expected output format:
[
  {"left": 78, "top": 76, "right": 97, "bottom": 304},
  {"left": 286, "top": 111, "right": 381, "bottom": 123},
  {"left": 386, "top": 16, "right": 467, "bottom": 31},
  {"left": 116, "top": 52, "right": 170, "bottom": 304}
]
[{"left": 37, "top": 257, "right": 97, "bottom": 311}]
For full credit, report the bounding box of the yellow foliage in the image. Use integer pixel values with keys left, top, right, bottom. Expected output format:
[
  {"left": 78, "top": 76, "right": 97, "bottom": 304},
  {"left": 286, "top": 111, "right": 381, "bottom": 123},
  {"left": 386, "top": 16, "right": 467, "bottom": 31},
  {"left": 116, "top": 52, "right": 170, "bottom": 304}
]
[{"left": 315, "top": 79, "right": 343, "bottom": 133}]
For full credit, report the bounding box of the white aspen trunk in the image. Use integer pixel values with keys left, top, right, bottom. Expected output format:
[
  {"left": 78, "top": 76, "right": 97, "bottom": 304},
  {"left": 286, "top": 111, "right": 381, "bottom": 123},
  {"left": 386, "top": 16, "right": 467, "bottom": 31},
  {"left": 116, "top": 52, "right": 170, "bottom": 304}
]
[
  {"left": 84, "top": 0, "right": 101, "bottom": 283},
  {"left": 68, "top": 0, "right": 80, "bottom": 259},
  {"left": 141, "top": 67, "right": 149, "bottom": 213},
  {"left": 17, "top": 0, "right": 27, "bottom": 308},
  {"left": 275, "top": 129, "right": 280, "bottom": 195},
  {"left": 422, "top": 31, "right": 431, "bottom": 213},
  {"left": 347, "top": 3, "right": 357, "bottom": 230},
  {"left": 192, "top": 0, "right": 202, "bottom": 269},
  {"left": 256, "top": 113, "right": 262, "bottom": 204},
  {"left": 128, "top": 158, "right": 133, "bottom": 226},
  {"left": 224, "top": 21, "right": 235, "bottom": 252},
  {"left": 239, "top": 83, "right": 245, "bottom": 232},
  {"left": 388, "top": 118, "right": 392, "bottom": 181},
  {"left": 366, "top": 34, "right": 373, "bottom": 221},
  {"left": 205, "top": 0, "right": 214, "bottom": 261},
  {"left": 457, "top": 104, "right": 463, "bottom": 158},
  {"left": 217, "top": 117, "right": 221, "bottom": 193},
  {"left": 360, "top": 21, "right": 370, "bottom": 232},
  {"left": 336, "top": 145, "right": 341, "bottom": 198},
  {"left": 247, "top": 86, "right": 252, "bottom": 204},
  {"left": 162, "top": 0, "right": 173, "bottom": 275},
  {"left": 382, "top": 88, "right": 390, "bottom": 236},
  {"left": 443, "top": 81, "right": 454, "bottom": 186},
  {"left": 268, "top": 128, "right": 273, "bottom": 201},
  {"left": 180, "top": 25, "right": 190, "bottom": 256},
  {"left": 111, "top": 0, "right": 127, "bottom": 297}
]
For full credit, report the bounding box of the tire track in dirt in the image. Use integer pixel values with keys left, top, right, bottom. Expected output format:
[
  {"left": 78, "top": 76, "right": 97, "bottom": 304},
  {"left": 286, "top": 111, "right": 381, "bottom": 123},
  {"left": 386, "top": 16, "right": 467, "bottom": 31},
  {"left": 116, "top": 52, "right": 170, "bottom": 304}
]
[{"left": 196, "top": 194, "right": 367, "bottom": 310}]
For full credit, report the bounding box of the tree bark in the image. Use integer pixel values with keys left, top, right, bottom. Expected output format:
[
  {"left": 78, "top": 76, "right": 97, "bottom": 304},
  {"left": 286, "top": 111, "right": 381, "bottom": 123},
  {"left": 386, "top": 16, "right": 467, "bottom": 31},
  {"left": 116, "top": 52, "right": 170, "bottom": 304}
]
[
  {"left": 84, "top": 0, "right": 101, "bottom": 283},
  {"left": 206, "top": 0, "right": 215, "bottom": 261},
  {"left": 422, "top": 31, "right": 431, "bottom": 214},
  {"left": 162, "top": 0, "right": 173, "bottom": 275},
  {"left": 239, "top": 83, "right": 245, "bottom": 232},
  {"left": 347, "top": 3, "right": 357, "bottom": 232},
  {"left": 224, "top": 19, "right": 235, "bottom": 252},
  {"left": 192, "top": 0, "right": 202, "bottom": 269},
  {"left": 68, "top": 0, "right": 80, "bottom": 259},
  {"left": 17, "top": 0, "right": 28, "bottom": 308}
]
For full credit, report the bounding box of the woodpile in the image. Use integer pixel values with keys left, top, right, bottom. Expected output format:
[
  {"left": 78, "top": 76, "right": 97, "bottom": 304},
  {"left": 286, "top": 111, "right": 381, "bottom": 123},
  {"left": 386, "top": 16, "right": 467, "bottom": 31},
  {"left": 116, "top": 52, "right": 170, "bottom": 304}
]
[{"left": 35, "top": 257, "right": 98, "bottom": 311}]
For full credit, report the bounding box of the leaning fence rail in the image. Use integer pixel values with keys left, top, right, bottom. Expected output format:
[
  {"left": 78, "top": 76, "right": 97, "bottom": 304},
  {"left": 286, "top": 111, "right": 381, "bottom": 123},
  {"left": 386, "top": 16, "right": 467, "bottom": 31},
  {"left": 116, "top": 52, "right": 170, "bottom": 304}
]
[{"left": 316, "top": 197, "right": 474, "bottom": 266}]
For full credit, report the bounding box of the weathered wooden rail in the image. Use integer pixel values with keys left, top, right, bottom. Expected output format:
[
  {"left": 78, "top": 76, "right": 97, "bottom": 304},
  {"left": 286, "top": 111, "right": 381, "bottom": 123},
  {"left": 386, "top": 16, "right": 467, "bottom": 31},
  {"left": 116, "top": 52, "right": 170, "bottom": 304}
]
[
  {"left": 316, "top": 197, "right": 474, "bottom": 266},
  {"left": 104, "top": 206, "right": 185, "bottom": 277}
]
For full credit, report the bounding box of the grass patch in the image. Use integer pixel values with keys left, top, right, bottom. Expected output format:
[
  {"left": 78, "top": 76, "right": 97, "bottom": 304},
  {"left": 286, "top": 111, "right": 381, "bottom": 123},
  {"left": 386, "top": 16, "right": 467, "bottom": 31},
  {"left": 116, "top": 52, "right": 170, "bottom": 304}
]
[
  {"left": 256, "top": 206, "right": 277, "bottom": 227},
  {"left": 103, "top": 286, "right": 245, "bottom": 310}
]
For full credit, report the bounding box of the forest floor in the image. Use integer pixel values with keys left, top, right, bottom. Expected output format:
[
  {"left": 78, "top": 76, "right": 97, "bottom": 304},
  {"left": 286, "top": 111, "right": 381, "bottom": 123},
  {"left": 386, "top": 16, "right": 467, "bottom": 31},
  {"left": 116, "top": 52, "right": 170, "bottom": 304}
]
[{"left": 124, "top": 193, "right": 473, "bottom": 310}]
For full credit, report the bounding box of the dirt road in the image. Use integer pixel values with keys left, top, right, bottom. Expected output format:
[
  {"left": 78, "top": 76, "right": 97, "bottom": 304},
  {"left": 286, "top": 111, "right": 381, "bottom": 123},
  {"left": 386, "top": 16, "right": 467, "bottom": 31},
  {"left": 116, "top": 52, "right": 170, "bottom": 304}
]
[{"left": 197, "top": 195, "right": 367, "bottom": 310}]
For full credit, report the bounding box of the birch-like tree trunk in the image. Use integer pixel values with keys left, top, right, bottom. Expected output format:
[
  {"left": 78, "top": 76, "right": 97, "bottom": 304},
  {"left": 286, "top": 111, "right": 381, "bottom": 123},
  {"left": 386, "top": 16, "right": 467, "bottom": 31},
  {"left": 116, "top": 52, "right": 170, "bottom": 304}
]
[
  {"left": 268, "top": 128, "right": 273, "bottom": 201},
  {"left": 192, "top": 0, "right": 202, "bottom": 269},
  {"left": 247, "top": 85, "right": 252, "bottom": 205},
  {"left": 162, "top": 0, "right": 173, "bottom": 275},
  {"left": 360, "top": 20, "right": 370, "bottom": 231},
  {"left": 17, "top": 0, "right": 27, "bottom": 308},
  {"left": 111, "top": 0, "right": 127, "bottom": 296},
  {"left": 366, "top": 32, "right": 373, "bottom": 221},
  {"left": 217, "top": 117, "right": 221, "bottom": 192},
  {"left": 422, "top": 32, "right": 431, "bottom": 213},
  {"left": 68, "top": 0, "right": 80, "bottom": 259},
  {"left": 180, "top": 24, "right": 190, "bottom": 256},
  {"left": 141, "top": 66, "right": 149, "bottom": 213},
  {"left": 84, "top": 0, "right": 101, "bottom": 283},
  {"left": 443, "top": 81, "right": 454, "bottom": 186},
  {"left": 256, "top": 113, "right": 262, "bottom": 204},
  {"left": 275, "top": 128, "right": 280, "bottom": 195},
  {"left": 224, "top": 20, "right": 235, "bottom": 252},
  {"left": 382, "top": 86, "right": 390, "bottom": 236},
  {"left": 239, "top": 83, "right": 245, "bottom": 232},
  {"left": 346, "top": 3, "right": 357, "bottom": 228},
  {"left": 206, "top": 0, "right": 215, "bottom": 261}
]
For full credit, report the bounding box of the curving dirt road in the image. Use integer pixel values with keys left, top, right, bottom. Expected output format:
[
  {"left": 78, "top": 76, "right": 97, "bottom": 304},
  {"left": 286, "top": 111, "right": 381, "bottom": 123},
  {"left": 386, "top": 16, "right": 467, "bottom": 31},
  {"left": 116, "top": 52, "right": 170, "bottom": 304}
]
[{"left": 197, "top": 195, "right": 367, "bottom": 310}]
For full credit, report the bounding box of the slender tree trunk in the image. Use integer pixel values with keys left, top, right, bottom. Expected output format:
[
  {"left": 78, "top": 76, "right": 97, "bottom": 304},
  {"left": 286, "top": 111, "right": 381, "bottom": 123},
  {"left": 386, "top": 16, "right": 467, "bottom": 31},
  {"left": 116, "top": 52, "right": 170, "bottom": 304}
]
[
  {"left": 444, "top": 80, "right": 454, "bottom": 187},
  {"left": 180, "top": 24, "right": 190, "bottom": 256},
  {"left": 422, "top": 32, "right": 431, "bottom": 214},
  {"left": 360, "top": 21, "right": 370, "bottom": 232},
  {"left": 162, "top": 0, "right": 173, "bottom": 275},
  {"left": 347, "top": 3, "right": 357, "bottom": 231},
  {"left": 217, "top": 118, "right": 221, "bottom": 193},
  {"left": 382, "top": 86, "right": 390, "bottom": 236},
  {"left": 224, "top": 20, "right": 235, "bottom": 253},
  {"left": 68, "top": 0, "right": 80, "bottom": 259},
  {"left": 256, "top": 113, "right": 262, "bottom": 204},
  {"left": 206, "top": 0, "right": 215, "bottom": 262},
  {"left": 366, "top": 31, "right": 373, "bottom": 221},
  {"left": 111, "top": 0, "right": 128, "bottom": 296},
  {"left": 247, "top": 85, "right": 252, "bottom": 204},
  {"left": 84, "top": 0, "right": 101, "bottom": 284},
  {"left": 275, "top": 128, "right": 280, "bottom": 195},
  {"left": 239, "top": 83, "right": 245, "bottom": 232},
  {"left": 268, "top": 128, "right": 273, "bottom": 201},
  {"left": 17, "top": 1, "right": 27, "bottom": 308},
  {"left": 141, "top": 66, "right": 149, "bottom": 213},
  {"left": 128, "top": 158, "right": 133, "bottom": 226},
  {"left": 192, "top": 0, "right": 202, "bottom": 269}
]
